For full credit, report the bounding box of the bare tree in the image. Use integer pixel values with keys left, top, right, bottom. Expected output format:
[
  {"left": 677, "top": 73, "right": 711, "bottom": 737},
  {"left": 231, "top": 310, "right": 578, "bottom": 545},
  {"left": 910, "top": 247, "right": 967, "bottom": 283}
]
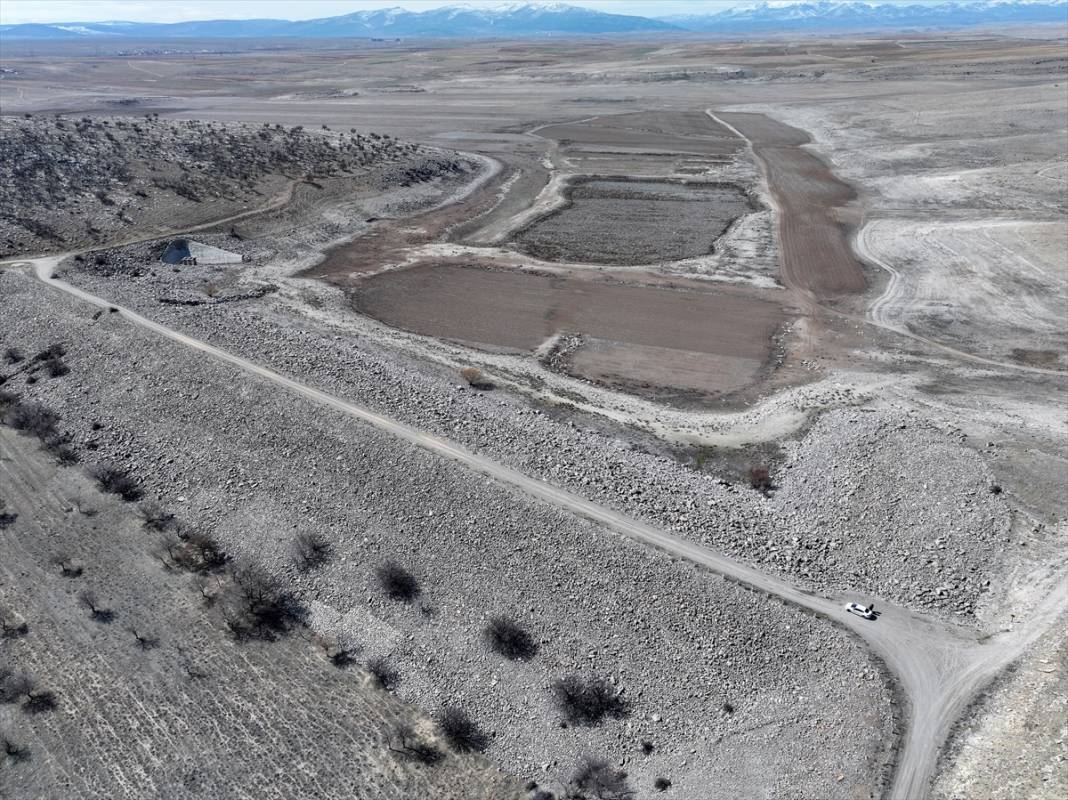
[
  {"left": 52, "top": 553, "right": 84, "bottom": 578},
  {"left": 78, "top": 590, "right": 115, "bottom": 624},
  {"left": 388, "top": 723, "right": 442, "bottom": 766},
  {"left": 129, "top": 627, "right": 160, "bottom": 651}
]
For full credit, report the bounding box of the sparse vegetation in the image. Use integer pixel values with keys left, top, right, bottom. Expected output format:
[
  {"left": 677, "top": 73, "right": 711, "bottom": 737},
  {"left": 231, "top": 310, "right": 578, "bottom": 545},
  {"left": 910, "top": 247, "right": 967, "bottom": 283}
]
[
  {"left": 78, "top": 590, "right": 115, "bottom": 624},
  {"left": 88, "top": 463, "right": 143, "bottom": 501},
  {"left": 552, "top": 675, "right": 630, "bottom": 726},
  {"left": 223, "top": 566, "right": 305, "bottom": 642},
  {"left": 436, "top": 706, "right": 490, "bottom": 753},
  {"left": 139, "top": 500, "right": 175, "bottom": 531},
  {"left": 366, "top": 655, "right": 401, "bottom": 691},
  {"left": 375, "top": 560, "right": 420, "bottom": 602},
  {"left": 389, "top": 723, "right": 443, "bottom": 766},
  {"left": 484, "top": 615, "right": 538, "bottom": 660},
  {"left": 653, "top": 777, "right": 672, "bottom": 792},
  {"left": 291, "top": 531, "right": 331, "bottom": 570},
  {"left": 1, "top": 732, "right": 31, "bottom": 764},
  {"left": 569, "top": 755, "right": 633, "bottom": 800}
]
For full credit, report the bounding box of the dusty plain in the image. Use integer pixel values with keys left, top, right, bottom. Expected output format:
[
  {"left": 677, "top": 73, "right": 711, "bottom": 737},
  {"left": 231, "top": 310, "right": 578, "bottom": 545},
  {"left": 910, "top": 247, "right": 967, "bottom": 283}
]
[{"left": 1, "top": 29, "right": 1066, "bottom": 800}]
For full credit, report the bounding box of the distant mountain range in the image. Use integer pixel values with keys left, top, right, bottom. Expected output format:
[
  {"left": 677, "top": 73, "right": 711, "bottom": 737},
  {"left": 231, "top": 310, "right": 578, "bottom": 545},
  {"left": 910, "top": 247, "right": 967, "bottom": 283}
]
[{"left": 1, "top": 1, "right": 1065, "bottom": 40}]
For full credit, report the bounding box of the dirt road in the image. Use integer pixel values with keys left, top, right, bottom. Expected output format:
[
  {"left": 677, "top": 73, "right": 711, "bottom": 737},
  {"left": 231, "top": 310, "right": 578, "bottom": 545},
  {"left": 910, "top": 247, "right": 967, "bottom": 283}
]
[{"left": 5, "top": 253, "right": 1062, "bottom": 800}]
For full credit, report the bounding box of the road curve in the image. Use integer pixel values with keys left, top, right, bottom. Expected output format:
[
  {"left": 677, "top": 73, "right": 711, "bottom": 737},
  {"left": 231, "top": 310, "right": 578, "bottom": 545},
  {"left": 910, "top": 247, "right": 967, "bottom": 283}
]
[{"left": 6, "top": 254, "right": 1065, "bottom": 800}]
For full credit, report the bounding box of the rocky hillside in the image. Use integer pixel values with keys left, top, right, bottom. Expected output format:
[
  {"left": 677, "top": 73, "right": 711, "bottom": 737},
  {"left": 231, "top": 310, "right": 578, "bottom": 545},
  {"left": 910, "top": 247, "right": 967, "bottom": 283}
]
[{"left": 0, "top": 114, "right": 470, "bottom": 257}]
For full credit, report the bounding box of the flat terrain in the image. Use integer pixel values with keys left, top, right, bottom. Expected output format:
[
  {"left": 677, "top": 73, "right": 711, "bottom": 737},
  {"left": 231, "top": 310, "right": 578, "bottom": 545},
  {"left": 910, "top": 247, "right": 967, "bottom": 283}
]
[
  {"left": 512, "top": 179, "right": 752, "bottom": 265},
  {"left": 2, "top": 28, "right": 1067, "bottom": 800},
  {"left": 354, "top": 262, "right": 786, "bottom": 398}
]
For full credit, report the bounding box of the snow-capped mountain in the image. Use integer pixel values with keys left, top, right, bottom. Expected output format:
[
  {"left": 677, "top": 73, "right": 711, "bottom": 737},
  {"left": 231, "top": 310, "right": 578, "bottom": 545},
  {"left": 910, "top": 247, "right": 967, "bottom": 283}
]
[
  {"left": 0, "top": 3, "right": 676, "bottom": 40},
  {"left": 662, "top": 1, "right": 1068, "bottom": 32},
  {"left": 0, "top": 1, "right": 1064, "bottom": 40}
]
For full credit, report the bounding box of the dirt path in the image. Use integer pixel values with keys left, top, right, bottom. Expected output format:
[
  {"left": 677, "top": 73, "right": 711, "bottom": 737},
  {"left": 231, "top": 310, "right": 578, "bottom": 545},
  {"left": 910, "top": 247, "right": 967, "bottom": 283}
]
[{"left": 4, "top": 251, "right": 1063, "bottom": 800}]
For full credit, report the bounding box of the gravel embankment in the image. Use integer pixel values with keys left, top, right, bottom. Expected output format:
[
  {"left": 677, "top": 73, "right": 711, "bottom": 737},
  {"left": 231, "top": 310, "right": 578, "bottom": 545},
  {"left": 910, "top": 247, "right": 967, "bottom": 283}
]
[
  {"left": 56, "top": 254, "right": 1015, "bottom": 622},
  {"left": 0, "top": 271, "right": 893, "bottom": 800}
]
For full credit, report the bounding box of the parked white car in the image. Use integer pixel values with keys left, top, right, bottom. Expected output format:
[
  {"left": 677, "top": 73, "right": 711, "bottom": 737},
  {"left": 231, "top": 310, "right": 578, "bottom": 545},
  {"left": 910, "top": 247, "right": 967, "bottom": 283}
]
[{"left": 845, "top": 602, "right": 876, "bottom": 620}]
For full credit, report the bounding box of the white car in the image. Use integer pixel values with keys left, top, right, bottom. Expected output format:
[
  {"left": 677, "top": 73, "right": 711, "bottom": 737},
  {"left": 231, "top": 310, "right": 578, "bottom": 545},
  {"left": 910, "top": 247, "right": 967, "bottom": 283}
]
[{"left": 845, "top": 602, "right": 876, "bottom": 620}]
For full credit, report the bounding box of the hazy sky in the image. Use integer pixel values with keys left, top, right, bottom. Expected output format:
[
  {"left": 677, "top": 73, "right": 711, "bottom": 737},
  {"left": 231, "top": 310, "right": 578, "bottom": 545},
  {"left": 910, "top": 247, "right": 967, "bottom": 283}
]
[{"left": 0, "top": 1, "right": 951, "bottom": 26}]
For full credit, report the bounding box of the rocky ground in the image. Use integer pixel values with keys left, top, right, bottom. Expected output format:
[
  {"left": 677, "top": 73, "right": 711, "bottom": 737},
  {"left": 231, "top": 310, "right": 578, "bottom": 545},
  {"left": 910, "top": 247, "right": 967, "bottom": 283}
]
[
  {"left": 0, "top": 114, "right": 475, "bottom": 257},
  {"left": 55, "top": 248, "right": 1024, "bottom": 624},
  {"left": 0, "top": 268, "right": 894, "bottom": 800}
]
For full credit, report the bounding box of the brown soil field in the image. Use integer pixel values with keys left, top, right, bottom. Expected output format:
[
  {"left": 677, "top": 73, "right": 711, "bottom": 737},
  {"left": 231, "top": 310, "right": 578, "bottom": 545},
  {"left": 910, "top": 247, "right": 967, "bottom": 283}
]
[
  {"left": 535, "top": 110, "right": 742, "bottom": 156},
  {"left": 353, "top": 262, "right": 787, "bottom": 398},
  {"left": 511, "top": 178, "right": 752, "bottom": 266},
  {"left": 717, "top": 112, "right": 868, "bottom": 297}
]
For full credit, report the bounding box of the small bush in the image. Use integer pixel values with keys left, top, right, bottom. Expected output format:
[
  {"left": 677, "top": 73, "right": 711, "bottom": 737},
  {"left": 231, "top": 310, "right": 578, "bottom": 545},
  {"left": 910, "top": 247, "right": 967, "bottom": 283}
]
[
  {"left": 225, "top": 566, "right": 304, "bottom": 641},
  {"left": 292, "top": 532, "right": 331, "bottom": 570},
  {"left": 375, "top": 561, "right": 420, "bottom": 602},
  {"left": 2, "top": 347, "right": 23, "bottom": 365},
  {"left": 552, "top": 675, "right": 630, "bottom": 727},
  {"left": 2, "top": 733, "right": 30, "bottom": 763},
  {"left": 366, "top": 656, "right": 400, "bottom": 691},
  {"left": 88, "top": 464, "right": 143, "bottom": 501},
  {"left": 22, "top": 690, "right": 58, "bottom": 715},
  {"left": 654, "top": 777, "right": 672, "bottom": 792},
  {"left": 437, "top": 707, "right": 489, "bottom": 753},
  {"left": 389, "top": 723, "right": 442, "bottom": 766},
  {"left": 52, "top": 554, "right": 84, "bottom": 578},
  {"left": 484, "top": 615, "right": 538, "bottom": 661},
  {"left": 0, "top": 511, "right": 17, "bottom": 529},
  {"left": 570, "top": 755, "right": 633, "bottom": 800},
  {"left": 78, "top": 590, "right": 115, "bottom": 624},
  {"left": 4, "top": 402, "right": 59, "bottom": 439},
  {"left": 0, "top": 670, "right": 33, "bottom": 704},
  {"left": 139, "top": 501, "right": 175, "bottom": 531}
]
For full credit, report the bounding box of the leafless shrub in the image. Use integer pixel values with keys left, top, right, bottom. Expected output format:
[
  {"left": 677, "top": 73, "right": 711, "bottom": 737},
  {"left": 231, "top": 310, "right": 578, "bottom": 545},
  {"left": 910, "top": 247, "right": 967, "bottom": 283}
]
[
  {"left": 0, "top": 510, "right": 16, "bottom": 529},
  {"left": 1, "top": 732, "right": 30, "bottom": 763},
  {"left": 3, "top": 347, "right": 23, "bottom": 365},
  {"left": 437, "top": 707, "right": 489, "bottom": 753},
  {"left": 129, "top": 628, "right": 160, "bottom": 651},
  {"left": 139, "top": 501, "right": 175, "bottom": 532},
  {"left": 747, "top": 466, "right": 772, "bottom": 494},
  {"left": 3, "top": 401, "right": 59, "bottom": 439},
  {"left": 460, "top": 366, "right": 483, "bottom": 385},
  {"left": 162, "top": 531, "right": 228, "bottom": 573},
  {"left": 42, "top": 433, "right": 79, "bottom": 464},
  {"left": 569, "top": 755, "right": 633, "bottom": 800},
  {"left": 78, "top": 591, "right": 115, "bottom": 624},
  {"left": 88, "top": 463, "right": 143, "bottom": 502},
  {"left": 22, "top": 689, "right": 58, "bottom": 715},
  {"left": 224, "top": 566, "right": 305, "bottom": 642},
  {"left": 389, "top": 723, "right": 442, "bottom": 766},
  {"left": 0, "top": 668, "right": 33, "bottom": 704},
  {"left": 653, "top": 777, "right": 672, "bottom": 792},
  {"left": 291, "top": 531, "right": 331, "bottom": 570},
  {"left": 485, "top": 615, "right": 538, "bottom": 661},
  {"left": 314, "top": 632, "right": 360, "bottom": 668},
  {"left": 552, "top": 675, "right": 630, "bottom": 727},
  {"left": 52, "top": 553, "right": 84, "bottom": 578},
  {"left": 375, "top": 560, "right": 420, "bottom": 602},
  {"left": 366, "top": 656, "right": 400, "bottom": 691}
]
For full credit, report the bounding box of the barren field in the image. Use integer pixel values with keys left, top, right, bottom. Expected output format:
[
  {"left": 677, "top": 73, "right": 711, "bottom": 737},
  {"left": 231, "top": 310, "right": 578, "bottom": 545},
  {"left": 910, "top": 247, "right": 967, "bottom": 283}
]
[
  {"left": 353, "top": 262, "right": 787, "bottom": 399},
  {"left": 512, "top": 179, "right": 752, "bottom": 265},
  {"left": 2, "top": 25, "right": 1067, "bottom": 800}
]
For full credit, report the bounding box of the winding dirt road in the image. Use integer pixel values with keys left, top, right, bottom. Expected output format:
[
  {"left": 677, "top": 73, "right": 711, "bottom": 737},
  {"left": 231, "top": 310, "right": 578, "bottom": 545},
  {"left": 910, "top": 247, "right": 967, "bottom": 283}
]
[{"left": 5, "top": 253, "right": 1064, "bottom": 800}]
